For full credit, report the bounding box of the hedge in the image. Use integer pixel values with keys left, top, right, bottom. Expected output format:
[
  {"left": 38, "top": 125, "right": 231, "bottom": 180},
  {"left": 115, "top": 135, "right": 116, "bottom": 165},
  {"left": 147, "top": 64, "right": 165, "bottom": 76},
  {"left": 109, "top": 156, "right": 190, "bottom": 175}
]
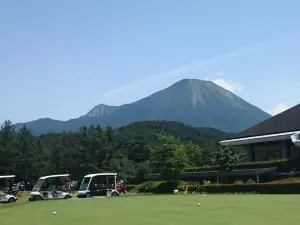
[
  {"left": 202, "top": 183, "right": 300, "bottom": 194},
  {"left": 132, "top": 180, "right": 300, "bottom": 194},
  {"left": 183, "top": 159, "right": 289, "bottom": 172},
  {"left": 126, "top": 185, "right": 139, "bottom": 192},
  {"left": 134, "top": 180, "right": 192, "bottom": 194}
]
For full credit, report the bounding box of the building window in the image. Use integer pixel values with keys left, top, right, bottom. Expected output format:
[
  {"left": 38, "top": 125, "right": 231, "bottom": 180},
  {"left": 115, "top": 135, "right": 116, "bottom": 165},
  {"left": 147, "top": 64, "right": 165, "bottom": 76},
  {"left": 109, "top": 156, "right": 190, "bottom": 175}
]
[{"left": 253, "top": 143, "right": 281, "bottom": 161}]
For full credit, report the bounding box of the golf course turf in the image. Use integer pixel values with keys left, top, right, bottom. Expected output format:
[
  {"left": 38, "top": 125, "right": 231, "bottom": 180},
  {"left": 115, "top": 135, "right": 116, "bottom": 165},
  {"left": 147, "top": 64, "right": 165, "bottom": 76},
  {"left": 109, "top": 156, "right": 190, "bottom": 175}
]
[{"left": 1, "top": 194, "right": 300, "bottom": 225}]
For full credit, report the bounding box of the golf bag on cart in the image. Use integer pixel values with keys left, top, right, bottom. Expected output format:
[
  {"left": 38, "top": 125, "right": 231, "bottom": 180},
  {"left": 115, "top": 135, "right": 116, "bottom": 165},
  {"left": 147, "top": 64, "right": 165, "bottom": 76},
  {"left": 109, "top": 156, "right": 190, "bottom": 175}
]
[{"left": 6, "top": 180, "right": 19, "bottom": 196}]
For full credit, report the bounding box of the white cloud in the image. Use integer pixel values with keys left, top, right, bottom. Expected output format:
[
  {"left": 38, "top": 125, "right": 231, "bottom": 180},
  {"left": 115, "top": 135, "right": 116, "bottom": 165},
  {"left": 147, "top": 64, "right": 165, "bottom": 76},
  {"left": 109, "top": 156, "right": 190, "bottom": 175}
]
[
  {"left": 205, "top": 71, "right": 224, "bottom": 81},
  {"left": 215, "top": 71, "right": 224, "bottom": 77},
  {"left": 212, "top": 78, "right": 245, "bottom": 93},
  {"left": 266, "top": 103, "right": 289, "bottom": 116}
]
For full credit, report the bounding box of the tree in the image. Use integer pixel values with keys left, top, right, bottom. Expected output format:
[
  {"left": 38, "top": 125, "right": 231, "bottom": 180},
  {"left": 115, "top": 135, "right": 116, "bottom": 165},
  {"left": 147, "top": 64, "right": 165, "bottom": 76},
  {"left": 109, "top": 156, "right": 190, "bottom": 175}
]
[
  {"left": 185, "top": 141, "right": 204, "bottom": 167},
  {"left": 214, "top": 145, "right": 238, "bottom": 171},
  {"left": 15, "top": 126, "right": 36, "bottom": 180},
  {"left": 101, "top": 125, "right": 115, "bottom": 171},
  {"left": 0, "top": 120, "right": 15, "bottom": 148},
  {"left": 126, "top": 133, "right": 149, "bottom": 162},
  {"left": 0, "top": 120, "right": 17, "bottom": 174},
  {"left": 150, "top": 134, "right": 187, "bottom": 181}
]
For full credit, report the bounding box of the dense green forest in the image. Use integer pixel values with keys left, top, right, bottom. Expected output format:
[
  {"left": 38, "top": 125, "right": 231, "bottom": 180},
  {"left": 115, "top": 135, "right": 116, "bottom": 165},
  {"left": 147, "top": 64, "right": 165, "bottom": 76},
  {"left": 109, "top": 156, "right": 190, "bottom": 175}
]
[{"left": 0, "top": 120, "right": 238, "bottom": 184}]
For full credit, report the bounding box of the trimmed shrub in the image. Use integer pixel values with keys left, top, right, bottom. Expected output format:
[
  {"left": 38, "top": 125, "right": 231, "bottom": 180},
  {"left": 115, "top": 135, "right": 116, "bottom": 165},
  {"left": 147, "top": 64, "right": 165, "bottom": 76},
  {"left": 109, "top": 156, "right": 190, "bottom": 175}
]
[
  {"left": 246, "top": 179, "right": 256, "bottom": 184},
  {"left": 234, "top": 180, "right": 244, "bottom": 184},
  {"left": 137, "top": 181, "right": 175, "bottom": 194},
  {"left": 135, "top": 180, "right": 300, "bottom": 194},
  {"left": 183, "top": 159, "right": 288, "bottom": 172},
  {"left": 267, "top": 177, "right": 300, "bottom": 184},
  {"left": 126, "top": 185, "right": 139, "bottom": 192},
  {"left": 204, "top": 183, "right": 300, "bottom": 194},
  {"left": 136, "top": 180, "right": 193, "bottom": 194}
]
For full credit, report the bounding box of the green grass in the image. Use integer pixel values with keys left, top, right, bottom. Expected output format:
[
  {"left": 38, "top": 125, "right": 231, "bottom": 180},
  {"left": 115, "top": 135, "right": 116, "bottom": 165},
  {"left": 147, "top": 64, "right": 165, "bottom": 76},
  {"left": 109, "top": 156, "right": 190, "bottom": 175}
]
[{"left": 1, "top": 194, "right": 300, "bottom": 225}]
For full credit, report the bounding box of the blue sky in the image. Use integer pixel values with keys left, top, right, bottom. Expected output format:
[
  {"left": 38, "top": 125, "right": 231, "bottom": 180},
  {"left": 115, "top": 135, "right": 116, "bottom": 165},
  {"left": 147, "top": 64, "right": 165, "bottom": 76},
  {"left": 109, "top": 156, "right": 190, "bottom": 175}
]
[{"left": 1, "top": 0, "right": 300, "bottom": 123}]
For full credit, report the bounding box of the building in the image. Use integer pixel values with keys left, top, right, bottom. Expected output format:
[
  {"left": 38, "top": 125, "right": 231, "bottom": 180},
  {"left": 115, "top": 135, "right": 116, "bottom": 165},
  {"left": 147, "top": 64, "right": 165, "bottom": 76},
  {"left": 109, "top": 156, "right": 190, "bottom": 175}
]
[{"left": 220, "top": 104, "right": 300, "bottom": 162}]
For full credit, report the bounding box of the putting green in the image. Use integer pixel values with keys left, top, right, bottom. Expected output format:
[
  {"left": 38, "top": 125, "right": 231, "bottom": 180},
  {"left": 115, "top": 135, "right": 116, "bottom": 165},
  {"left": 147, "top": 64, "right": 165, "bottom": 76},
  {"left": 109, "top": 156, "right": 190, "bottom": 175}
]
[{"left": 1, "top": 195, "right": 300, "bottom": 225}]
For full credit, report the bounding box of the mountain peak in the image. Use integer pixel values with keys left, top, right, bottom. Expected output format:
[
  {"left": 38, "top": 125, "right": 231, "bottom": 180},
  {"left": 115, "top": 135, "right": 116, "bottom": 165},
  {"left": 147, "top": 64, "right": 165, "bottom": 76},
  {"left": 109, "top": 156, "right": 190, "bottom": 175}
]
[
  {"left": 85, "top": 104, "right": 121, "bottom": 117},
  {"left": 171, "top": 78, "right": 211, "bottom": 87}
]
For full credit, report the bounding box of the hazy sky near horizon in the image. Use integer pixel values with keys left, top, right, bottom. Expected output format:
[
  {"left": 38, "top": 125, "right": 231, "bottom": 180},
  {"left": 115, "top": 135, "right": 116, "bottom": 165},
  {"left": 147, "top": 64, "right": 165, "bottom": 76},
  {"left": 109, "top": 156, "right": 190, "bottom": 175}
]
[{"left": 1, "top": 0, "right": 300, "bottom": 123}]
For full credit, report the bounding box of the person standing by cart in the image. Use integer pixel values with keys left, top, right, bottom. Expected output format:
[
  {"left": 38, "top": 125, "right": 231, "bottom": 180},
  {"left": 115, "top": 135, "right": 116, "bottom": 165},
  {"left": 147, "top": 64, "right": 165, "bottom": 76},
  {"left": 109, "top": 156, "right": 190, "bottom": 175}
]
[{"left": 117, "top": 178, "right": 126, "bottom": 194}]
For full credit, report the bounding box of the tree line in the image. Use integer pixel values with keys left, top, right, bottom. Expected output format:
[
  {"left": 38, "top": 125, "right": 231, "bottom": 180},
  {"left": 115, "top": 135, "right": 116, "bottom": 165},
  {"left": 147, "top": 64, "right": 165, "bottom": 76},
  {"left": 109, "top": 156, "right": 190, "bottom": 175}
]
[{"left": 0, "top": 120, "right": 242, "bottom": 184}]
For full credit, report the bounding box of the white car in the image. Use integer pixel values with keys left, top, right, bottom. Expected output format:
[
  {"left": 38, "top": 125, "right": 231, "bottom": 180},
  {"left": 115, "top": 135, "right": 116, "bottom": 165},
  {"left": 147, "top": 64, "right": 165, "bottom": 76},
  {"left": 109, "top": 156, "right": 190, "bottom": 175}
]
[
  {"left": 77, "top": 173, "right": 120, "bottom": 198},
  {"left": 0, "top": 175, "right": 18, "bottom": 204},
  {"left": 29, "top": 174, "right": 72, "bottom": 201}
]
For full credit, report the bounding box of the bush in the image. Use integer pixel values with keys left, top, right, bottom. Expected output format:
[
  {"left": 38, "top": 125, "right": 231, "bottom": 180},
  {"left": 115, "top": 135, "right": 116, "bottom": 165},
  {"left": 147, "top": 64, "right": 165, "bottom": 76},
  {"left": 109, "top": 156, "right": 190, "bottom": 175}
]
[
  {"left": 234, "top": 180, "right": 244, "bottom": 184},
  {"left": 183, "top": 159, "right": 288, "bottom": 172},
  {"left": 267, "top": 177, "right": 300, "bottom": 184},
  {"left": 246, "top": 179, "right": 256, "bottom": 184},
  {"left": 204, "top": 183, "right": 300, "bottom": 194},
  {"left": 136, "top": 180, "right": 196, "bottom": 194},
  {"left": 126, "top": 185, "right": 139, "bottom": 192},
  {"left": 135, "top": 180, "right": 300, "bottom": 194}
]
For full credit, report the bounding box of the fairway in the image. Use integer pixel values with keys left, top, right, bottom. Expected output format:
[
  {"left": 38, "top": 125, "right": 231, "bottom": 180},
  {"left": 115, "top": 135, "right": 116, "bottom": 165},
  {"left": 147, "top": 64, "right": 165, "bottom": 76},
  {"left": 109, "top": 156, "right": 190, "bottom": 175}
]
[{"left": 1, "top": 195, "right": 300, "bottom": 225}]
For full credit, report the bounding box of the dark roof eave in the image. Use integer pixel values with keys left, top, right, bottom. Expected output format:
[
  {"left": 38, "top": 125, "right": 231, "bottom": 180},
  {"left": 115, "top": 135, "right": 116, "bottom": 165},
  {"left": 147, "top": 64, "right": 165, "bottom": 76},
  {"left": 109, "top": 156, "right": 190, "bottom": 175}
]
[{"left": 219, "top": 131, "right": 300, "bottom": 146}]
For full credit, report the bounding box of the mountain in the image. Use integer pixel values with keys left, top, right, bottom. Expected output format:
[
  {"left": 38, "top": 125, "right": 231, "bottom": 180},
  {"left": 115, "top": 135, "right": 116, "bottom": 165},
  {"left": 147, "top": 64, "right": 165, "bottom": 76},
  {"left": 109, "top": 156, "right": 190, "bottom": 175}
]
[
  {"left": 15, "top": 79, "right": 271, "bottom": 135},
  {"left": 84, "top": 104, "right": 122, "bottom": 117}
]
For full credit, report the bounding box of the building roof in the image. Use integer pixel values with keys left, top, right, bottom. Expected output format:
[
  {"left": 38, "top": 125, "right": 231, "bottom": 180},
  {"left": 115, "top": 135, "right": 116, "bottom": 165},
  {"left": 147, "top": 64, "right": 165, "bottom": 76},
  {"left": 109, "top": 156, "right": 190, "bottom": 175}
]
[{"left": 228, "top": 104, "right": 300, "bottom": 139}]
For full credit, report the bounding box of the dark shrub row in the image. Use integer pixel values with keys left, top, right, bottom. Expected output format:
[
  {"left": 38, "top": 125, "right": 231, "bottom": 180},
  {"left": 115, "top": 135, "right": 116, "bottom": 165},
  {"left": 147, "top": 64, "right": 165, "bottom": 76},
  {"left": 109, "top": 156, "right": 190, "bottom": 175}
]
[
  {"left": 131, "top": 180, "right": 300, "bottom": 194},
  {"left": 126, "top": 185, "right": 139, "bottom": 192},
  {"left": 183, "top": 159, "right": 288, "bottom": 172},
  {"left": 131, "top": 180, "right": 193, "bottom": 194},
  {"left": 203, "top": 183, "right": 300, "bottom": 194}
]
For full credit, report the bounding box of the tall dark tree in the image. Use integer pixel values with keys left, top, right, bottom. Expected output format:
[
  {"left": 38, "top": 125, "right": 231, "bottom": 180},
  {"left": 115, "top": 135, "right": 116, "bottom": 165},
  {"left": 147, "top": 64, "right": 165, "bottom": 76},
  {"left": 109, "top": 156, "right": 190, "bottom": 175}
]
[
  {"left": 0, "top": 120, "right": 15, "bottom": 148},
  {"left": 15, "top": 126, "right": 36, "bottom": 180},
  {"left": 0, "top": 120, "right": 17, "bottom": 175}
]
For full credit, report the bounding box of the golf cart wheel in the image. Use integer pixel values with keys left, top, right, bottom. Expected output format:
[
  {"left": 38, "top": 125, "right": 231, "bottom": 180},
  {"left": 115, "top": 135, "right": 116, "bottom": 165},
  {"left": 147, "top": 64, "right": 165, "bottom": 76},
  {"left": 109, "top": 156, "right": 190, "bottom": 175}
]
[
  {"left": 111, "top": 192, "right": 119, "bottom": 196},
  {"left": 8, "top": 197, "right": 16, "bottom": 203},
  {"left": 35, "top": 196, "right": 42, "bottom": 201},
  {"left": 64, "top": 195, "right": 71, "bottom": 199},
  {"left": 85, "top": 193, "right": 91, "bottom": 198}
]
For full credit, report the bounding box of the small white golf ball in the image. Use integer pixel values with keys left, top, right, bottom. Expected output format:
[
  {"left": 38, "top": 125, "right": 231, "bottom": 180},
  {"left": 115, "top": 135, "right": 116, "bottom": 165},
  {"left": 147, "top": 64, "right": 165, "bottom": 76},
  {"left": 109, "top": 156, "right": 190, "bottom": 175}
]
[
  {"left": 198, "top": 202, "right": 201, "bottom": 206},
  {"left": 203, "top": 195, "right": 206, "bottom": 197},
  {"left": 53, "top": 212, "right": 56, "bottom": 215}
]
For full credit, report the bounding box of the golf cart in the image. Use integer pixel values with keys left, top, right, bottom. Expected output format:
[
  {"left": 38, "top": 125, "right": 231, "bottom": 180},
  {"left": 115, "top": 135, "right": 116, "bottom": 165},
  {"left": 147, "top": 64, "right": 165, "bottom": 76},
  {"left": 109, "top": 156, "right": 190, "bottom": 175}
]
[
  {"left": 29, "top": 174, "right": 72, "bottom": 201},
  {"left": 0, "top": 175, "right": 18, "bottom": 204},
  {"left": 77, "top": 173, "right": 125, "bottom": 198}
]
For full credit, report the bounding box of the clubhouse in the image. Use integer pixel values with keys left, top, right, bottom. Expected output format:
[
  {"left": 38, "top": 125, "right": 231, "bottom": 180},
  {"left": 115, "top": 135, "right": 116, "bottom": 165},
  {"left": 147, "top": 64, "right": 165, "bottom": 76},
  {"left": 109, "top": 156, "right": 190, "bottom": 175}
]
[{"left": 220, "top": 104, "right": 300, "bottom": 162}]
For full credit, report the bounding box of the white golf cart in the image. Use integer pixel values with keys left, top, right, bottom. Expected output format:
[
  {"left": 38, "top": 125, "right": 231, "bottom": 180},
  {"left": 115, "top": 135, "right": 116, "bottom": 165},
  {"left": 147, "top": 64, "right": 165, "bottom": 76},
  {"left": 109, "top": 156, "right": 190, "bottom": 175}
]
[
  {"left": 77, "top": 173, "right": 122, "bottom": 198},
  {"left": 0, "top": 175, "right": 18, "bottom": 204},
  {"left": 29, "top": 174, "right": 72, "bottom": 201}
]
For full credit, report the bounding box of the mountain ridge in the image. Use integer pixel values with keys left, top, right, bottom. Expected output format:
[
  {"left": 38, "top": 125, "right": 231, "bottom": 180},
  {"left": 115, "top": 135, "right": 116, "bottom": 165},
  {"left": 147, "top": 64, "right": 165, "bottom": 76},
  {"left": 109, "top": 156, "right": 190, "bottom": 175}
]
[{"left": 14, "top": 79, "right": 271, "bottom": 135}]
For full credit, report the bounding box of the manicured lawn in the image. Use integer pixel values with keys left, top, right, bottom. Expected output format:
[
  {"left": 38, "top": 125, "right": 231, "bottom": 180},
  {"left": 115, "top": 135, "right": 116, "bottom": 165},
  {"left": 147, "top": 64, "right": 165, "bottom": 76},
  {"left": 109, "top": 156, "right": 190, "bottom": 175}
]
[{"left": 1, "top": 194, "right": 300, "bottom": 225}]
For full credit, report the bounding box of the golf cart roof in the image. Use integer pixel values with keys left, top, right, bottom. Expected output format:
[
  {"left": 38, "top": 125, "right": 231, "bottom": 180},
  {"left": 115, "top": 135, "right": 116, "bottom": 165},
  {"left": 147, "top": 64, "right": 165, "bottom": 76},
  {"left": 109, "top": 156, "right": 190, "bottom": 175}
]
[
  {"left": 39, "top": 174, "right": 70, "bottom": 180},
  {"left": 84, "top": 173, "right": 117, "bottom": 178},
  {"left": 0, "top": 175, "right": 15, "bottom": 179}
]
